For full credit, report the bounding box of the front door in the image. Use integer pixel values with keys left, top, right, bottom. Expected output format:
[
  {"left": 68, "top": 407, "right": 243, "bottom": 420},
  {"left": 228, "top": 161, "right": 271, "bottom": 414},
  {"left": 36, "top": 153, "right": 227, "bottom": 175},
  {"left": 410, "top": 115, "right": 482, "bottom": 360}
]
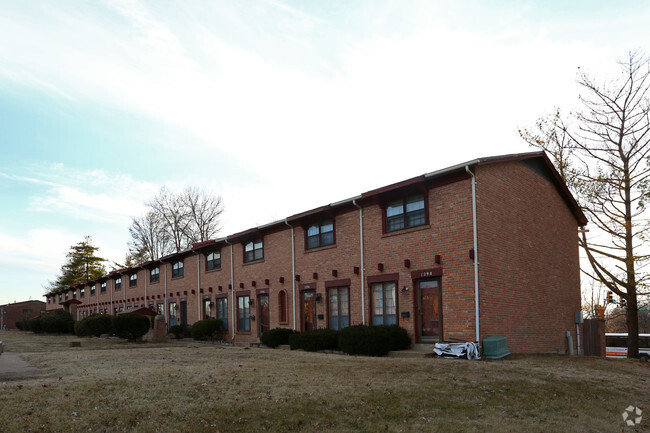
[
  {"left": 258, "top": 294, "right": 270, "bottom": 335},
  {"left": 418, "top": 278, "right": 441, "bottom": 342},
  {"left": 302, "top": 290, "right": 316, "bottom": 332},
  {"left": 180, "top": 300, "right": 188, "bottom": 326}
]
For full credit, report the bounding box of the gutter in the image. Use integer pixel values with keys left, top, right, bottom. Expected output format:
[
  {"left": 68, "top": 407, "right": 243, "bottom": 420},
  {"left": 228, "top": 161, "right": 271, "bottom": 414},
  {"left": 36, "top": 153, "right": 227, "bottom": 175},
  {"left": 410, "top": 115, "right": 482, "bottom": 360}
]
[{"left": 225, "top": 238, "right": 235, "bottom": 340}]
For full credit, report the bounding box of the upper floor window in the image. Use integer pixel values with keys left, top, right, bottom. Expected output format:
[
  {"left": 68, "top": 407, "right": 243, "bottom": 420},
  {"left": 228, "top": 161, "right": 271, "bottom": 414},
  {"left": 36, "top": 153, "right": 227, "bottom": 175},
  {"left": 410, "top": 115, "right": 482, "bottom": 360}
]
[
  {"left": 115, "top": 278, "right": 122, "bottom": 290},
  {"left": 244, "top": 239, "right": 263, "bottom": 263},
  {"left": 306, "top": 220, "right": 334, "bottom": 249},
  {"left": 58, "top": 294, "right": 62, "bottom": 302},
  {"left": 72, "top": 290, "right": 77, "bottom": 299},
  {"left": 129, "top": 274, "right": 137, "bottom": 287},
  {"left": 172, "top": 260, "right": 184, "bottom": 278},
  {"left": 90, "top": 285, "right": 96, "bottom": 296},
  {"left": 100, "top": 282, "right": 106, "bottom": 293},
  {"left": 386, "top": 195, "right": 426, "bottom": 233},
  {"left": 150, "top": 267, "right": 160, "bottom": 283},
  {"left": 207, "top": 251, "right": 221, "bottom": 271},
  {"left": 80, "top": 288, "right": 85, "bottom": 298}
]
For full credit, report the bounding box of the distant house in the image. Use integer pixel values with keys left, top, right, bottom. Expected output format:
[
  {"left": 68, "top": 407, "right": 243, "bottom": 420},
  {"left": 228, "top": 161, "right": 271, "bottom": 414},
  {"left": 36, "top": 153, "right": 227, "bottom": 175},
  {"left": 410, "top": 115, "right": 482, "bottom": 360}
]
[
  {"left": 1, "top": 300, "right": 46, "bottom": 329},
  {"left": 45, "top": 152, "right": 587, "bottom": 354}
]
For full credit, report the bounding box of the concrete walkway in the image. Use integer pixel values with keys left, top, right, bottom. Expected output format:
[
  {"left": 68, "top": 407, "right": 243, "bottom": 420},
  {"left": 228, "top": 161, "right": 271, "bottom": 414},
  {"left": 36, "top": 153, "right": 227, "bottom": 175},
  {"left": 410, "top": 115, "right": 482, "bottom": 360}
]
[{"left": 0, "top": 352, "right": 45, "bottom": 380}]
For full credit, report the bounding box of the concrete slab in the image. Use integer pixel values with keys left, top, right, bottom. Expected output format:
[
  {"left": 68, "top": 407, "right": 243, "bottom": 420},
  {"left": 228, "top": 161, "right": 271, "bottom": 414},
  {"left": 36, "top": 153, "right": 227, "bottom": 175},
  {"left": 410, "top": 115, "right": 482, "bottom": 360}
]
[{"left": 0, "top": 352, "right": 45, "bottom": 380}]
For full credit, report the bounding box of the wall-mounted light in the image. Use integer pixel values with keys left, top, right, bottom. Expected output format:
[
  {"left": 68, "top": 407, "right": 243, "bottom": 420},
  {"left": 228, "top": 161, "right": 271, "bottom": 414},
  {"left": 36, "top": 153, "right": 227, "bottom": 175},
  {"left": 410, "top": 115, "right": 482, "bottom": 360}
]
[
  {"left": 315, "top": 293, "right": 323, "bottom": 302},
  {"left": 400, "top": 286, "right": 409, "bottom": 294},
  {"left": 248, "top": 299, "right": 255, "bottom": 307},
  {"left": 250, "top": 315, "right": 256, "bottom": 321}
]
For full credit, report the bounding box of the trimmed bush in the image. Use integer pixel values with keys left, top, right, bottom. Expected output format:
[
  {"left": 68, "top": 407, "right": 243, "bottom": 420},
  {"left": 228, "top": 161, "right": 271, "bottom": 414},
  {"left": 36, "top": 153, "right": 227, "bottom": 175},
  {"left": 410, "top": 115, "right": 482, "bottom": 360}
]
[
  {"left": 112, "top": 313, "right": 150, "bottom": 341},
  {"left": 191, "top": 319, "right": 224, "bottom": 341},
  {"left": 27, "top": 317, "right": 43, "bottom": 334},
  {"left": 381, "top": 325, "right": 412, "bottom": 351},
  {"left": 338, "top": 325, "right": 392, "bottom": 357},
  {"left": 289, "top": 329, "right": 340, "bottom": 352},
  {"left": 260, "top": 327, "right": 297, "bottom": 348},
  {"left": 75, "top": 314, "right": 113, "bottom": 337},
  {"left": 169, "top": 324, "right": 191, "bottom": 339},
  {"left": 39, "top": 310, "right": 74, "bottom": 334}
]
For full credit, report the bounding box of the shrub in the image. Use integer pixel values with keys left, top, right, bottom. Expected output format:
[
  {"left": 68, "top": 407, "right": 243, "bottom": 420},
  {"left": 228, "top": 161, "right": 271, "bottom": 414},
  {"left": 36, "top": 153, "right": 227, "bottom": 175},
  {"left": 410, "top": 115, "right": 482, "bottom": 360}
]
[
  {"left": 15, "top": 320, "right": 24, "bottom": 331},
  {"left": 27, "top": 317, "right": 43, "bottom": 334},
  {"left": 380, "top": 325, "right": 412, "bottom": 351},
  {"left": 191, "top": 319, "right": 224, "bottom": 341},
  {"left": 112, "top": 313, "right": 150, "bottom": 341},
  {"left": 338, "top": 325, "right": 392, "bottom": 357},
  {"left": 75, "top": 314, "right": 113, "bottom": 337},
  {"left": 289, "top": 329, "right": 340, "bottom": 352},
  {"left": 260, "top": 327, "right": 297, "bottom": 348},
  {"left": 169, "top": 324, "right": 191, "bottom": 339},
  {"left": 39, "top": 310, "right": 74, "bottom": 334}
]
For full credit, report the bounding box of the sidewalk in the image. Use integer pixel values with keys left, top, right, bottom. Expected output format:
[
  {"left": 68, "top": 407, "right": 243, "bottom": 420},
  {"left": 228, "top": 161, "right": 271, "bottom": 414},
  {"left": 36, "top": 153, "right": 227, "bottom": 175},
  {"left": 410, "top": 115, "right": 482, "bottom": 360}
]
[{"left": 0, "top": 352, "right": 45, "bottom": 380}]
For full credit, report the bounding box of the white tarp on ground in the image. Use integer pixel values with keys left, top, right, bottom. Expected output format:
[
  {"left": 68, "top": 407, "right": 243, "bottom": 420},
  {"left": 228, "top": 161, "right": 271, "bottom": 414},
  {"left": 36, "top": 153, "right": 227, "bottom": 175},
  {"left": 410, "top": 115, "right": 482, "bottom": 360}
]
[{"left": 433, "top": 342, "right": 481, "bottom": 360}]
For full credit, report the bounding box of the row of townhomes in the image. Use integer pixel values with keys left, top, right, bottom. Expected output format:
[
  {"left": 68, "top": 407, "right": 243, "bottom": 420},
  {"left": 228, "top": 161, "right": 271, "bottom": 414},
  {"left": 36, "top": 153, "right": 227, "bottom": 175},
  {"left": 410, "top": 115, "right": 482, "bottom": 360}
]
[{"left": 45, "top": 152, "right": 587, "bottom": 354}]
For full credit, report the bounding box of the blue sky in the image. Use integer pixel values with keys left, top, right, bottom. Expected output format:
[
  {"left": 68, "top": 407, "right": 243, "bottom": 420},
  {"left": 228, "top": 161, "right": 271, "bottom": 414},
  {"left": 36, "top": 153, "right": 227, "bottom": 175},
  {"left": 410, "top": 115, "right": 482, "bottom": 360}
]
[{"left": 1, "top": 0, "right": 649, "bottom": 305}]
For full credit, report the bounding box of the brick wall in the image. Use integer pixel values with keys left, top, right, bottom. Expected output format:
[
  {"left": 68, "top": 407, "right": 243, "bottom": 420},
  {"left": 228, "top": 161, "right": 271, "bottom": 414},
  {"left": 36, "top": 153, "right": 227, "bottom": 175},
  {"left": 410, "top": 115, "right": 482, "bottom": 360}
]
[{"left": 476, "top": 160, "right": 581, "bottom": 353}]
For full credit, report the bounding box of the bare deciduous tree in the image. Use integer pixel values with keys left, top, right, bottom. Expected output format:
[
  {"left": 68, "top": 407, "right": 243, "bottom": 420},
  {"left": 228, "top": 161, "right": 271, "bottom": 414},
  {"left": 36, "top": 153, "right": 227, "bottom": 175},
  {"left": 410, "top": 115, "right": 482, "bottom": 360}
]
[
  {"left": 127, "top": 186, "right": 224, "bottom": 262},
  {"left": 520, "top": 51, "right": 650, "bottom": 358}
]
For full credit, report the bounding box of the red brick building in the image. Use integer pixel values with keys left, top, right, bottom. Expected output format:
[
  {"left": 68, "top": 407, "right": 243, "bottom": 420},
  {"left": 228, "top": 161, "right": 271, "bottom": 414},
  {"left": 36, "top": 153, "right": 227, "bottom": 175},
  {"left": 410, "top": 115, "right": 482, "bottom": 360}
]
[
  {"left": 45, "top": 152, "right": 587, "bottom": 353},
  {"left": 1, "top": 300, "right": 46, "bottom": 330}
]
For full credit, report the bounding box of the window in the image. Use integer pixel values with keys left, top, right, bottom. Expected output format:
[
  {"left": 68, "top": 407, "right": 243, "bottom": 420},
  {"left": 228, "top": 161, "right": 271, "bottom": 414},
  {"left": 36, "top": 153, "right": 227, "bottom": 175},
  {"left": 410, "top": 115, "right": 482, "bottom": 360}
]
[
  {"left": 169, "top": 302, "right": 178, "bottom": 327},
  {"left": 90, "top": 285, "right": 96, "bottom": 296},
  {"left": 237, "top": 295, "right": 250, "bottom": 331},
  {"left": 372, "top": 281, "right": 397, "bottom": 325},
  {"left": 244, "top": 239, "right": 263, "bottom": 263},
  {"left": 72, "top": 290, "right": 77, "bottom": 299},
  {"left": 115, "top": 278, "right": 122, "bottom": 291},
  {"left": 217, "top": 297, "right": 228, "bottom": 331},
  {"left": 206, "top": 251, "right": 221, "bottom": 271},
  {"left": 129, "top": 274, "right": 137, "bottom": 287},
  {"left": 386, "top": 194, "right": 426, "bottom": 233},
  {"left": 306, "top": 220, "right": 334, "bottom": 249},
  {"left": 203, "top": 299, "right": 213, "bottom": 318},
  {"left": 328, "top": 287, "right": 350, "bottom": 330},
  {"left": 80, "top": 288, "right": 85, "bottom": 298},
  {"left": 58, "top": 294, "right": 62, "bottom": 302},
  {"left": 65, "top": 292, "right": 69, "bottom": 300},
  {"left": 156, "top": 303, "right": 164, "bottom": 316},
  {"left": 278, "top": 290, "right": 288, "bottom": 323},
  {"left": 100, "top": 282, "right": 107, "bottom": 293},
  {"left": 172, "top": 261, "right": 184, "bottom": 278},
  {"left": 151, "top": 267, "right": 160, "bottom": 283}
]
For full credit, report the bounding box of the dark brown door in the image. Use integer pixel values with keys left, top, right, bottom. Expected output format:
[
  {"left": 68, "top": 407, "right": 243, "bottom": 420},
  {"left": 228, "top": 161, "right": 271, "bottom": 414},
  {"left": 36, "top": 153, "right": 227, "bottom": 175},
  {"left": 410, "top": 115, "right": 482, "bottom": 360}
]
[
  {"left": 302, "top": 290, "right": 316, "bottom": 332},
  {"left": 418, "top": 278, "right": 441, "bottom": 342},
  {"left": 258, "top": 294, "right": 270, "bottom": 335}
]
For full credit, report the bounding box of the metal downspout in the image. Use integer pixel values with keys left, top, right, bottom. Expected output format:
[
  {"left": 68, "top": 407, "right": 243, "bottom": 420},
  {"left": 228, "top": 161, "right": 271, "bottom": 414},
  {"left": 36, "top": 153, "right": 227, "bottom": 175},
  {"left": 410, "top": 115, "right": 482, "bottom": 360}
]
[
  {"left": 352, "top": 200, "right": 366, "bottom": 325},
  {"left": 196, "top": 253, "right": 201, "bottom": 321},
  {"left": 164, "top": 262, "right": 168, "bottom": 321},
  {"left": 465, "top": 165, "right": 480, "bottom": 343},
  {"left": 285, "top": 219, "right": 297, "bottom": 330},
  {"left": 225, "top": 239, "right": 235, "bottom": 340}
]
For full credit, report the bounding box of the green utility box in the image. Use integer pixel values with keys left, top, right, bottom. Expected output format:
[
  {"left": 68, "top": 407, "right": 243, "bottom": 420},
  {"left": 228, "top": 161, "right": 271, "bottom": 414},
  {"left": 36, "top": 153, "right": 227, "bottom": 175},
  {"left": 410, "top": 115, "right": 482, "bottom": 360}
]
[{"left": 483, "top": 336, "right": 510, "bottom": 359}]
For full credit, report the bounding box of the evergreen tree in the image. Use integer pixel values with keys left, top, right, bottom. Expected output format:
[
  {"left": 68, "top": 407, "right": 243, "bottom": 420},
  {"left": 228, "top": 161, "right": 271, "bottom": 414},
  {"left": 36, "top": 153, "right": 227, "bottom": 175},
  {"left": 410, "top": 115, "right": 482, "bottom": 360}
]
[{"left": 45, "top": 236, "right": 107, "bottom": 294}]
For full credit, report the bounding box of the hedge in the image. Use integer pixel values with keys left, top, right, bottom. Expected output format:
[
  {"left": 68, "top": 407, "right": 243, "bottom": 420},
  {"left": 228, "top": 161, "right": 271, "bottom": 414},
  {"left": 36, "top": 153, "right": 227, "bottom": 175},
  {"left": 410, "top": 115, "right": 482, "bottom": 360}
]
[
  {"left": 191, "top": 319, "right": 224, "bottom": 341},
  {"left": 112, "top": 313, "right": 151, "bottom": 341},
  {"left": 75, "top": 314, "right": 113, "bottom": 337},
  {"left": 39, "top": 310, "right": 74, "bottom": 334},
  {"left": 169, "top": 324, "right": 191, "bottom": 339},
  {"left": 260, "top": 327, "right": 297, "bottom": 348},
  {"left": 337, "top": 324, "right": 411, "bottom": 357},
  {"left": 289, "top": 329, "right": 340, "bottom": 352}
]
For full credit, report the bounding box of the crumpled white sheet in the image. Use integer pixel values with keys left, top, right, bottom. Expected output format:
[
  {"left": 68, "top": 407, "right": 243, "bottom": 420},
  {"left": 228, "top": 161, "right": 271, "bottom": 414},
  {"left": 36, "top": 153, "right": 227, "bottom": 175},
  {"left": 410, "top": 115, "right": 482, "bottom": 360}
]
[{"left": 433, "top": 341, "right": 481, "bottom": 360}]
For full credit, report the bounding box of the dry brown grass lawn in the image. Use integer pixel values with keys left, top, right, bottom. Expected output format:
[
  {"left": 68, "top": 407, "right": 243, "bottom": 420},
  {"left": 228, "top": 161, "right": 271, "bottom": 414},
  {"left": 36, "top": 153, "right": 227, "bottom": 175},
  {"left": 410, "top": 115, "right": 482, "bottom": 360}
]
[{"left": 0, "top": 330, "right": 648, "bottom": 432}]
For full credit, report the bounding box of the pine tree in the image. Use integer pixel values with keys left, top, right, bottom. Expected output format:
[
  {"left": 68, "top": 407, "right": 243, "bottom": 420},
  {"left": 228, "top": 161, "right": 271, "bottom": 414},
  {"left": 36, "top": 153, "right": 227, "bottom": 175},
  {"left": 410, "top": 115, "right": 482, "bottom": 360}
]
[{"left": 45, "top": 236, "right": 107, "bottom": 294}]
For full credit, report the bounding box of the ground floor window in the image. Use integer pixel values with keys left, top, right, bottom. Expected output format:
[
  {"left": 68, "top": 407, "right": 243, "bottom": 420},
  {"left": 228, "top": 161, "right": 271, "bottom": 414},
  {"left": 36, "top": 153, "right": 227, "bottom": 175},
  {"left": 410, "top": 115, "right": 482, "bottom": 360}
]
[
  {"left": 204, "top": 299, "right": 213, "bottom": 318},
  {"left": 169, "top": 302, "right": 178, "bottom": 327},
  {"left": 237, "top": 295, "right": 250, "bottom": 332},
  {"left": 157, "top": 303, "right": 164, "bottom": 316},
  {"left": 328, "top": 287, "right": 349, "bottom": 330},
  {"left": 372, "top": 281, "right": 397, "bottom": 325},
  {"left": 217, "top": 297, "right": 228, "bottom": 331}
]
